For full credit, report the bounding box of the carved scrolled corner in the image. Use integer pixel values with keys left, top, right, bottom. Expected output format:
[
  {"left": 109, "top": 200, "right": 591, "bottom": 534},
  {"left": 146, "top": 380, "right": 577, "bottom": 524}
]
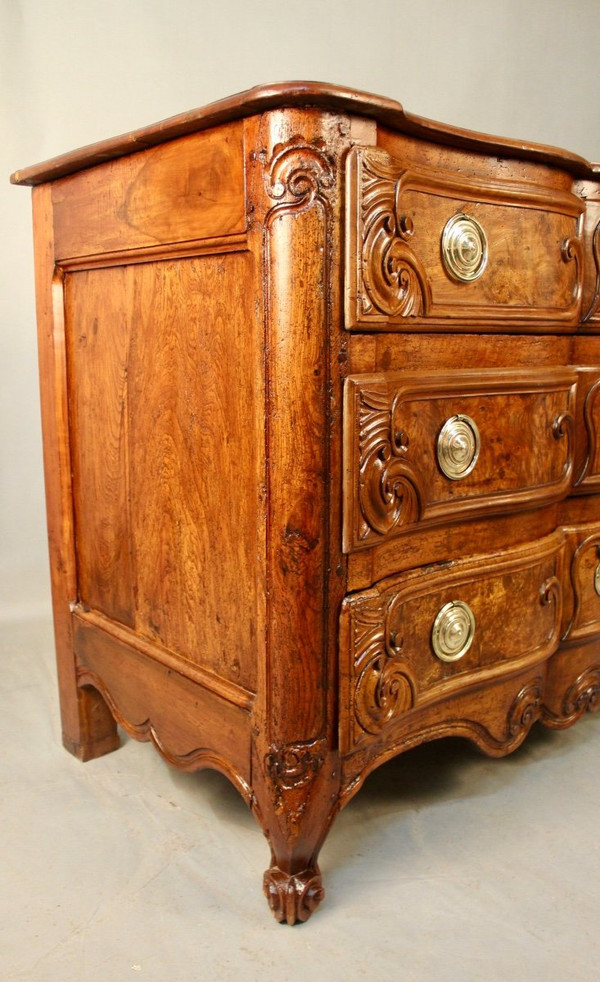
[
  {"left": 349, "top": 148, "right": 430, "bottom": 325},
  {"left": 356, "top": 383, "right": 424, "bottom": 544},
  {"left": 561, "top": 234, "right": 583, "bottom": 308},
  {"left": 543, "top": 665, "right": 600, "bottom": 729},
  {"left": 263, "top": 865, "right": 324, "bottom": 926},
  {"left": 506, "top": 678, "right": 544, "bottom": 745},
  {"left": 345, "top": 591, "right": 417, "bottom": 749},
  {"left": 262, "top": 135, "right": 336, "bottom": 215}
]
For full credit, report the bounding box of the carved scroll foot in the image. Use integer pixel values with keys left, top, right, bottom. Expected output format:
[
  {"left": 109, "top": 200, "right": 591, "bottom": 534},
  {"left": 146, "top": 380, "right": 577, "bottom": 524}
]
[{"left": 263, "top": 864, "right": 324, "bottom": 925}]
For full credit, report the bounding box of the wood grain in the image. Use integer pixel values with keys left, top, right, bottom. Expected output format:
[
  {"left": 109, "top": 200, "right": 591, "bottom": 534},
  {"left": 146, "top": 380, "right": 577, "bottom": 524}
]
[
  {"left": 17, "top": 85, "right": 600, "bottom": 924},
  {"left": 52, "top": 123, "right": 245, "bottom": 260}
]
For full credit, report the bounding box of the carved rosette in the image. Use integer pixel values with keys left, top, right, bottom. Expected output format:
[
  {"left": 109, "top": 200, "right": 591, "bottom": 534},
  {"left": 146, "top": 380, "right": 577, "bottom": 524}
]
[
  {"left": 351, "top": 150, "right": 430, "bottom": 321},
  {"left": 356, "top": 382, "right": 423, "bottom": 543},
  {"left": 263, "top": 866, "right": 324, "bottom": 925}
]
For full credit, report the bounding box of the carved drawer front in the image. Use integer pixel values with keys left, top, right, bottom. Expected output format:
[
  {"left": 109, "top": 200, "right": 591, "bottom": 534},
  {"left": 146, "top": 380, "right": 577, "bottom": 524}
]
[
  {"left": 339, "top": 532, "right": 564, "bottom": 755},
  {"left": 562, "top": 525, "right": 600, "bottom": 645},
  {"left": 343, "top": 367, "right": 576, "bottom": 553},
  {"left": 345, "top": 146, "right": 584, "bottom": 331}
]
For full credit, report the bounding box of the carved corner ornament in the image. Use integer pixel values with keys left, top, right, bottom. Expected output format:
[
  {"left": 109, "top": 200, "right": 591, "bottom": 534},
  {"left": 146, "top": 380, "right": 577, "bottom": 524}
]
[
  {"left": 346, "top": 146, "right": 431, "bottom": 327},
  {"left": 262, "top": 135, "right": 336, "bottom": 218}
]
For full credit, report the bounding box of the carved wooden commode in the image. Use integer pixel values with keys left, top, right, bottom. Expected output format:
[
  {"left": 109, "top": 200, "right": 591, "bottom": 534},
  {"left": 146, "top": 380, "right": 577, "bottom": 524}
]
[{"left": 12, "top": 83, "right": 600, "bottom": 924}]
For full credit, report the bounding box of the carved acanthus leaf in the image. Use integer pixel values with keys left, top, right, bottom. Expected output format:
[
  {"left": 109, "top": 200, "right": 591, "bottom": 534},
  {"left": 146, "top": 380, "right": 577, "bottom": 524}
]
[
  {"left": 349, "top": 594, "right": 417, "bottom": 742},
  {"left": 357, "top": 383, "right": 423, "bottom": 542},
  {"left": 353, "top": 150, "right": 430, "bottom": 321}
]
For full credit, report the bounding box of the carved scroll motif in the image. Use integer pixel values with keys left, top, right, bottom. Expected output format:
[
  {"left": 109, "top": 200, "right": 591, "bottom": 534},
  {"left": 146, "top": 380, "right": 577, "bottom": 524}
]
[
  {"left": 346, "top": 593, "right": 417, "bottom": 747},
  {"left": 353, "top": 151, "right": 430, "bottom": 321},
  {"left": 562, "top": 666, "right": 600, "bottom": 719},
  {"left": 561, "top": 234, "right": 583, "bottom": 307},
  {"left": 263, "top": 136, "right": 335, "bottom": 216},
  {"left": 356, "top": 382, "right": 424, "bottom": 543},
  {"left": 507, "top": 679, "right": 544, "bottom": 740},
  {"left": 263, "top": 866, "right": 324, "bottom": 926}
]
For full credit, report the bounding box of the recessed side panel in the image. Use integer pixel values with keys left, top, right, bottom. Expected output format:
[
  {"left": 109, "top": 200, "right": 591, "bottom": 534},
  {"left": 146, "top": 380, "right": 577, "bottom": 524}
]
[{"left": 65, "top": 253, "right": 263, "bottom": 692}]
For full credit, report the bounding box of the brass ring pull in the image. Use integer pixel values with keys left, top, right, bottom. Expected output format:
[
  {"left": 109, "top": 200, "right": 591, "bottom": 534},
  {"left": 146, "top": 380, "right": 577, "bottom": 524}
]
[
  {"left": 441, "top": 214, "right": 488, "bottom": 282},
  {"left": 432, "top": 600, "right": 476, "bottom": 662},
  {"left": 437, "top": 414, "right": 480, "bottom": 480},
  {"left": 594, "top": 563, "right": 600, "bottom": 597}
]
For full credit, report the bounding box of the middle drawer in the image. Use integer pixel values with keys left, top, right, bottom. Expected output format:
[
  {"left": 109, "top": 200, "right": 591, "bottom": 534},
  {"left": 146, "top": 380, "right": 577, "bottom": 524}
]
[{"left": 343, "top": 367, "right": 577, "bottom": 553}]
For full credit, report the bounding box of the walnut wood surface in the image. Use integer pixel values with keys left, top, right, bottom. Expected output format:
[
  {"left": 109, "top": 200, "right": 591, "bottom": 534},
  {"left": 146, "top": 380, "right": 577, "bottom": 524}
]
[{"left": 18, "top": 85, "right": 600, "bottom": 924}]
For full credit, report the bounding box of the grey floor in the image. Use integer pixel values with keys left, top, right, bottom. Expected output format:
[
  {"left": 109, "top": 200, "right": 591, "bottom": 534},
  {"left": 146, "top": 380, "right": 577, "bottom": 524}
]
[{"left": 2, "top": 614, "right": 600, "bottom": 982}]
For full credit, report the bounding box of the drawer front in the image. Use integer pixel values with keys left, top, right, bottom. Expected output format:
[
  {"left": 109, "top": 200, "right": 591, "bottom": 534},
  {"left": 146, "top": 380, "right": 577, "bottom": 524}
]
[
  {"left": 574, "top": 368, "right": 600, "bottom": 492},
  {"left": 343, "top": 367, "right": 576, "bottom": 553},
  {"left": 345, "top": 146, "right": 584, "bottom": 331},
  {"left": 563, "top": 524, "right": 600, "bottom": 644},
  {"left": 339, "top": 533, "right": 564, "bottom": 755}
]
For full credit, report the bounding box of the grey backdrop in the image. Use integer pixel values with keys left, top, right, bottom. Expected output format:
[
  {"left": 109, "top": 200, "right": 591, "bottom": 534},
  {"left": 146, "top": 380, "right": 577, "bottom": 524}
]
[{"left": 2, "top": 0, "right": 600, "bottom": 621}]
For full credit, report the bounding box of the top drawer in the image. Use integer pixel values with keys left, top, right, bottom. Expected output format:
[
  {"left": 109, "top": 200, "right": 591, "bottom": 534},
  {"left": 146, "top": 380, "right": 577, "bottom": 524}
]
[{"left": 345, "top": 146, "right": 584, "bottom": 332}]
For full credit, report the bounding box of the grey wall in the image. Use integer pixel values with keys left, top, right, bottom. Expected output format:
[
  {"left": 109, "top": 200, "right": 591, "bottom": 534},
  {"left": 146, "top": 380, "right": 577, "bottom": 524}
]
[{"left": 2, "top": 0, "right": 600, "bottom": 619}]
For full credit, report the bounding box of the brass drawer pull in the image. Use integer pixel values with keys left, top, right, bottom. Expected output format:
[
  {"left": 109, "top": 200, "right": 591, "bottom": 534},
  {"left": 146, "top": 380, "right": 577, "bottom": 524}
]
[
  {"left": 437, "top": 414, "right": 480, "bottom": 480},
  {"left": 432, "top": 600, "right": 476, "bottom": 662},
  {"left": 594, "top": 563, "right": 600, "bottom": 597},
  {"left": 441, "top": 214, "right": 488, "bottom": 282}
]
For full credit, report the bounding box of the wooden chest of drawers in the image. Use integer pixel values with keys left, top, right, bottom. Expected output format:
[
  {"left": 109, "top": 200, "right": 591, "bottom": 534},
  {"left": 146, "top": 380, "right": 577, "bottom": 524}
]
[{"left": 12, "top": 82, "right": 600, "bottom": 924}]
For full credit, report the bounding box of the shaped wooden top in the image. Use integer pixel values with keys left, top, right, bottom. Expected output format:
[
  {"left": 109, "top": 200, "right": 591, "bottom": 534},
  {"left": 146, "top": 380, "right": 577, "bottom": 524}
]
[{"left": 11, "top": 80, "right": 598, "bottom": 186}]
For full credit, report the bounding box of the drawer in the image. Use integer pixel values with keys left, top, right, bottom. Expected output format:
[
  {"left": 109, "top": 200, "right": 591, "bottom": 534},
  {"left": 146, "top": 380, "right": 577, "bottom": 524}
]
[
  {"left": 343, "top": 367, "right": 576, "bottom": 553},
  {"left": 345, "top": 146, "right": 584, "bottom": 331},
  {"left": 339, "top": 532, "right": 565, "bottom": 755},
  {"left": 573, "top": 367, "right": 600, "bottom": 493},
  {"left": 562, "top": 524, "right": 600, "bottom": 645}
]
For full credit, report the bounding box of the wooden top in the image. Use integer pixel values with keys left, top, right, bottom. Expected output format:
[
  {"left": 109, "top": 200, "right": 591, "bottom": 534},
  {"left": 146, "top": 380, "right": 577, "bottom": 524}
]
[{"left": 10, "top": 80, "right": 599, "bottom": 186}]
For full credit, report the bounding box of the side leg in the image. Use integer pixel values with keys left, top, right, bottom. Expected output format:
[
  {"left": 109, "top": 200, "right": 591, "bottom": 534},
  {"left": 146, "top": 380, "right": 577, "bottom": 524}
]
[
  {"left": 252, "top": 743, "right": 340, "bottom": 925},
  {"left": 60, "top": 678, "right": 120, "bottom": 762}
]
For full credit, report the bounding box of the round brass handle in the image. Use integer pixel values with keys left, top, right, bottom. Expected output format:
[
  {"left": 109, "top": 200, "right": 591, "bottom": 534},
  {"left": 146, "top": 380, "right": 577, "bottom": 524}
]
[
  {"left": 432, "top": 600, "right": 476, "bottom": 662},
  {"left": 594, "top": 563, "right": 600, "bottom": 597},
  {"left": 441, "top": 214, "right": 488, "bottom": 282},
  {"left": 437, "top": 414, "right": 480, "bottom": 480}
]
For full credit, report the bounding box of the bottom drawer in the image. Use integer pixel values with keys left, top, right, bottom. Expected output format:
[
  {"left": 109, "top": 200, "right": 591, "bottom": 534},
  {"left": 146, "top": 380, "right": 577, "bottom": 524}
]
[{"left": 339, "top": 531, "right": 565, "bottom": 755}]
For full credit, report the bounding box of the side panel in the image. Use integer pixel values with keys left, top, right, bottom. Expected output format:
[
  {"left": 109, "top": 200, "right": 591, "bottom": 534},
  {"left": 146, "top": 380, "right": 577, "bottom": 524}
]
[{"left": 66, "top": 253, "right": 263, "bottom": 692}]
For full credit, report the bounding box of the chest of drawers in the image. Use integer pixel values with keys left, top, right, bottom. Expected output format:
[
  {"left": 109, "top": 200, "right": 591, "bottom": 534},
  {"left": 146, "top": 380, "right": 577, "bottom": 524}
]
[{"left": 12, "top": 82, "right": 600, "bottom": 924}]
